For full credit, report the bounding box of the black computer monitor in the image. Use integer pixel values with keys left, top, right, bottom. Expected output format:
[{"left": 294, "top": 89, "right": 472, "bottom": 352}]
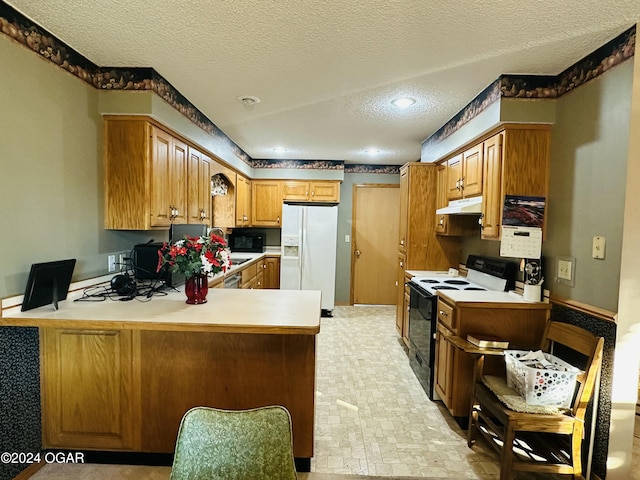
[
  {"left": 169, "top": 223, "right": 207, "bottom": 242},
  {"left": 21, "top": 259, "right": 76, "bottom": 312}
]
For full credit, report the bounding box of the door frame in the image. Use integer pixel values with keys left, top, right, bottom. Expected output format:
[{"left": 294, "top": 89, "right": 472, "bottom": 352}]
[{"left": 350, "top": 183, "right": 400, "bottom": 305}]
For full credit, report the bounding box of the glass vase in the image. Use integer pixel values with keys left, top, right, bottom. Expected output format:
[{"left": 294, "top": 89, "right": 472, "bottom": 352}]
[{"left": 184, "top": 273, "right": 208, "bottom": 304}]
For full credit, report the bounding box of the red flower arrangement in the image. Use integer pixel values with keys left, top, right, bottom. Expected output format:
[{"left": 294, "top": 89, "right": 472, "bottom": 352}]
[{"left": 157, "top": 232, "right": 231, "bottom": 279}]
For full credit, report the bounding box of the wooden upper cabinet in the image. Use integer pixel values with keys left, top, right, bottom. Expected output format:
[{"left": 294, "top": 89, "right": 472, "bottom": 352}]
[
  {"left": 446, "top": 145, "right": 483, "bottom": 201},
  {"left": 398, "top": 168, "right": 408, "bottom": 252},
  {"left": 150, "top": 126, "right": 187, "bottom": 227},
  {"left": 187, "top": 146, "right": 212, "bottom": 226},
  {"left": 282, "top": 181, "right": 310, "bottom": 201},
  {"left": 282, "top": 180, "right": 340, "bottom": 203},
  {"left": 446, "top": 154, "right": 463, "bottom": 200},
  {"left": 310, "top": 181, "right": 340, "bottom": 202},
  {"left": 104, "top": 117, "right": 210, "bottom": 230},
  {"left": 252, "top": 180, "right": 283, "bottom": 227},
  {"left": 480, "top": 133, "right": 503, "bottom": 239},
  {"left": 480, "top": 126, "right": 551, "bottom": 240},
  {"left": 235, "top": 174, "right": 252, "bottom": 226},
  {"left": 435, "top": 164, "right": 448, "bottom": 234}
]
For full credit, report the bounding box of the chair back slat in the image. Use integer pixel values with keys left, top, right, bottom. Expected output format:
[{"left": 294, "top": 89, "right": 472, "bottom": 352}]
[{"left": 540, "top": 320, "right": 604, "bottom": 418}]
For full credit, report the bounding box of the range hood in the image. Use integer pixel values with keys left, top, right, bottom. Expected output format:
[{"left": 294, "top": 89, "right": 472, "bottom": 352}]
[{"left": 435, "top": 196, "right": 483, "bottom": 215}]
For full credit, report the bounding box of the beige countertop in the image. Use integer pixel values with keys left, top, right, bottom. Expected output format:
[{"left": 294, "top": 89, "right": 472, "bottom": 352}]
[
  {"left": 438, "top": 289, "right": 549, "bottom": 307},
  {"left": 1, "top": 288, "right": 321, "bottom": 334}
]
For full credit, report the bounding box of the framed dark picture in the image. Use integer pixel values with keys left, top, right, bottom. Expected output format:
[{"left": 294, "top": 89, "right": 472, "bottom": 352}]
[{"left": 21, "top": 259, "right": 76, "bottom": 312}]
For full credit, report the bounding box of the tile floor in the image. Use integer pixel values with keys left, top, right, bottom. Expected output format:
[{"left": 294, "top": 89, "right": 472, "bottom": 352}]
[
  {"left": 311, "top": 305, "right": 563, "bottom": 479},
  {"left": 26, "top": 305, "right": 611, "bottom": 479}
]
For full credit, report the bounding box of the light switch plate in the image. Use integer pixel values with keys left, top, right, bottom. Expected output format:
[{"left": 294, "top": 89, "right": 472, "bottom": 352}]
[{"left": 556, "top": 256, "right": 575, "bottom": 287}]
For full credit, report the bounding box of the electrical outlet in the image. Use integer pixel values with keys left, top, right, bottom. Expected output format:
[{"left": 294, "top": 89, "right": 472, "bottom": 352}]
[
  {"left": 556, "top": 256, "right": 575, "bottom": 287},
  {"left": 108, "top": 255, "right": 116, "bottom": 273},
  {"left": 119, "top": 253, "right": 127, "bottom": 271}
]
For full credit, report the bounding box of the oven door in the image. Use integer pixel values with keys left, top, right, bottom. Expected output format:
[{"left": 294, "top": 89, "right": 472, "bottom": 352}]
[{"left": 407, "top": 282, "right": 437, "bottom": 400}]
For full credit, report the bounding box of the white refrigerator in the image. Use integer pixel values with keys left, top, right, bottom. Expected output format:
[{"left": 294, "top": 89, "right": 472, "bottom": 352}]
[{"left": 280, "top": 203, "right": 338, "bottom": 314}]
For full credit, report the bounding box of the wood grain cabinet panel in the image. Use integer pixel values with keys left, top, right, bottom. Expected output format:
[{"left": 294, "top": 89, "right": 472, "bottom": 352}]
[
  {"left": 480, "top": 126, "right": 551, "bottom": 240},
  {"left": 40, "top": 328, "right": 138, "bottom": 450},
  {"left": 282, "top": 180, "right": 340, "bottom": 203},
  {"left": 149, "top": 125, "right": 187, "bottom": 227},
  {"left": 251, "top": 180, "right": 283, "bottom": 227},
  {"left": 105, "top": 116, "right": 202, "bottom": 230},
  {"left": 395, "top": 163, "right": 462, "bottom": 340},
  {"left": 235, "top": 174, "right": 252, "bottom": 226},
  {"left": 264, "top": 256, "right": 281, "bottom": 289},
  {"left": 187, "top": 147, "right": 212, "bottom": 225},
  {"left": 434, "top": 296, "right": 550, "bottom": 417}
]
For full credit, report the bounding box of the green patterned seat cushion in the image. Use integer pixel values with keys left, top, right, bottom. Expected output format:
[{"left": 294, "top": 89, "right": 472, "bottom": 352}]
[{"left": 170, "top": 406, "right": 297, "bottom": 480}]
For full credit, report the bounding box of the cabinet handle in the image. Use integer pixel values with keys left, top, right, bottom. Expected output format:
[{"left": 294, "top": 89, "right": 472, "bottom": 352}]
[
  {"left": 277, "top": 216, "right": 280, "bottom": 224},
  {"left": 478, "top": 213, "right": 484, "bottom": 229},
  {"left": 439, "top": 310, "right": 448, "bottom": 317},
  {"left": 439, "top": 216, "right": 444, "bottom": 225},
  {"left": 263, "top": 264, "right": 267, "bottom": 269},
  {"left": 355, "top": 249, "right": 361, "bottom": 257},
  {"left": 399, "top": 261, "right": 403, "bottom": 267},
  {"left": 460, "top": 176, "right": 465, "bottom": 190},
  {"left": 311, "top": 191, "right": 315, "bottom": 196},
  {"left": 400, "top": 239, "right": 404, "bottom": 245}
]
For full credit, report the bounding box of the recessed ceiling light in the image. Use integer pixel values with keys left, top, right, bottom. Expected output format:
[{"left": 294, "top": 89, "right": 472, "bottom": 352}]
[
  {"left": 237, "top": 95, "right": 261, "bottom": 105},
  {"left": 364, "top": 148, "right": 380, "bottom": 155},
  {"left": 273, "top": 147, "right": 288, "bottom": 154},
  {"left": 391, "top": 97, "right": 416, "bottom": 108}
]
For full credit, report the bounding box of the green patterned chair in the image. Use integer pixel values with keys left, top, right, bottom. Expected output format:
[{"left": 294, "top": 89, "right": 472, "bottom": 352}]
[{"left": 170, "top": 405, "right": 298, "bottom": 480}]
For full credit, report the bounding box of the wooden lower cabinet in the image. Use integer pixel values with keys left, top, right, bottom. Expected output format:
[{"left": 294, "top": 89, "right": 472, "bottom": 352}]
[
  {"left": 40, "top": 328, "right": 137, "bottom": 450},
  {"left": 264, "top": 256, "right": 281, "bottom": 289},
  {"left": 434, "top": 297, "right": 550, "bottom": 419},
  {"left": 39, "top": 327, "right": 316, "bottom": 458}
]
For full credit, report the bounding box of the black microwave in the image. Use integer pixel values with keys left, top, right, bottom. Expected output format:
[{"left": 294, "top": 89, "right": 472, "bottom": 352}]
[{"left": 228, "top": 233, "right": 264, "bottom": 252}]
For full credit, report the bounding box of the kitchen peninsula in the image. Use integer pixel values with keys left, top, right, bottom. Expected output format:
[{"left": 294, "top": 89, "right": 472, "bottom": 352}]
[{"left": 0, "top": 288, "right": 320, "bottom": 466}]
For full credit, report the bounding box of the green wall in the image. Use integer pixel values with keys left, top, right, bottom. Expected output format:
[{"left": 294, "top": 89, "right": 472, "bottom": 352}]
[
  {"left": 0, "top": 36, "right": 154, "bottom": 299},
  {"left": 457, "top": 62, "right": 633, "bottom": 312},
  {"left": 545, "top": 61, "right": 631, "bottom": 312}
]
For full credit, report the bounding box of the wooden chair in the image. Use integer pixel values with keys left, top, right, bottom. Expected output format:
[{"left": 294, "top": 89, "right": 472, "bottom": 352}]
[
  {"left": 467, "top": 320, "right": 604, "bottom": 480},
  {"left": 170, "top": 405, "right": 298, "bottom": 480}
]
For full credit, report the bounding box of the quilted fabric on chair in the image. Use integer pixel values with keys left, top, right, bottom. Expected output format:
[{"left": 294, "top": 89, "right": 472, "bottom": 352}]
[{"left": 170, "top": 405, "right": 298, "bottom": 480}]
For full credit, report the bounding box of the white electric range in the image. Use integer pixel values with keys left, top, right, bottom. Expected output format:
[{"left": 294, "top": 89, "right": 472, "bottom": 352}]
[{"left": 406, "top": 255, "right": 517, "bottom": 400}]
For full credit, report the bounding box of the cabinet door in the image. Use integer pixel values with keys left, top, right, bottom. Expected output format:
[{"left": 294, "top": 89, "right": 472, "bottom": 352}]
[
  {"left": 481, "top": 133, "right": 503, "bottom": 239},
  {"left": 282, "top": 181, "right": 310, "bottom": 201},
  {"left": 435, "top": 323, "right": 454, "bottom": 408},
  {"left": 252, "top": 181, "right": 283, "bottom": 227},
  {"left": 446, "top": 154, "right": 463, "bottom": 200},
  {"left": 170, "top": 137, "right": 188, "bottom": 224},
  {"left": 395, "top": 253, "right": 406, "bottom": 335},
  {"left": 435, "top": 164, "right": 448, "bottom": 234},
  {"left": 235, "top": 175, "right": 251, "bottom": 226},
  {"left": 461, "top": 143, "right": 483, "bottom": 197},
  {"left": 150, "top": 126, "right": 173, "bottom": 227},
  {"left": 264, "top": 257, "right": 281, "bottom": 289},
  {"left": 398, "top": 168, "right": 408, "bottom": 252},
  {"left": 40, "top": 328, "right": 137, "bottom": 450},
  {"left": 187, "top": 147, "right": 211, "bottom": 225},
  {"left": 199, "top": 154, "right": 212, "bottom": 225},
  {"left": 310, "top": 181, "right": 340, "bottom": 202}
]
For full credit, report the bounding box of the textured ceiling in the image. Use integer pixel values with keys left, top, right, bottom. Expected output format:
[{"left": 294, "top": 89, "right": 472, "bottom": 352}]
[{"left": 6, "top": 1, "right": 639, "bottom": 164}]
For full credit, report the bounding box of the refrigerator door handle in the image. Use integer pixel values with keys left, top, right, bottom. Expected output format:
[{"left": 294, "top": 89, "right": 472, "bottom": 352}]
[{"left": 300, "top": 207, "right": 306, "bottom": 286}]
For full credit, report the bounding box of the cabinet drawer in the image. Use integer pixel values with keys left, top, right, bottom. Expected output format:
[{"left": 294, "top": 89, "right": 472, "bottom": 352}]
[{"left": 437, "top": 299, "right": 455, "bottom": 330}]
